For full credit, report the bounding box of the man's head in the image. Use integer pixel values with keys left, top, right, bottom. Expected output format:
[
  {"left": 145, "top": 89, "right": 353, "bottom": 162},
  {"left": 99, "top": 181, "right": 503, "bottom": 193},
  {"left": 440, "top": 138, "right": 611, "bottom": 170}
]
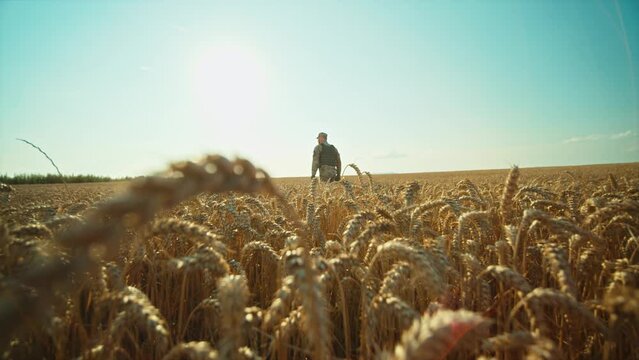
[{"left": 317, "top": 132, "right": 328, "bottom": 144}]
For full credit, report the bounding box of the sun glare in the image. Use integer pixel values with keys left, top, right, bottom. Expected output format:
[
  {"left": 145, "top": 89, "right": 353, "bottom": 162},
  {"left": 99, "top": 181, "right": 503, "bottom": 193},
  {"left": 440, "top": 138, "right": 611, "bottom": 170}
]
[{"left": 190, "top": 43, "right": 268, "bottom": 124}]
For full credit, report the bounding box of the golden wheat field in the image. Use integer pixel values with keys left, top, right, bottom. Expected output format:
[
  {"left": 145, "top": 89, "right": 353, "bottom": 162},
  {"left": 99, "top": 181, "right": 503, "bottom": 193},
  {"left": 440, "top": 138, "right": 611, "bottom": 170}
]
[{"left": 1, "top": 158, "right": 638, "bottom": 360}]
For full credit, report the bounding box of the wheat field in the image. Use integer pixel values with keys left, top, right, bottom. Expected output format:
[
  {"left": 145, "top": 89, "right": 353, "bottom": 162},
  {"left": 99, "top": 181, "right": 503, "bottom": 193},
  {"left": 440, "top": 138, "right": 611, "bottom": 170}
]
[{"left": 1, "top": 157, "right": 638, "bottom": 360}]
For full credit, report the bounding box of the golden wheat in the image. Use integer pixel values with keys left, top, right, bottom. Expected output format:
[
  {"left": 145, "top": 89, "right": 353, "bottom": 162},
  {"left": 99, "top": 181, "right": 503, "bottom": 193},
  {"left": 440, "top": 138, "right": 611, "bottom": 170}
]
[{"left": 1, "top": 159, "right": 637, "bottom": 359}]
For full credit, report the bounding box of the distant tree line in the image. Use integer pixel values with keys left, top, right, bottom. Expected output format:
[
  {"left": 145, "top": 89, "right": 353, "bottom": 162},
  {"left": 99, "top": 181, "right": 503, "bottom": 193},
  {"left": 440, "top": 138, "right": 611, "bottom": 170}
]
[{"left": 0, "top": 173, "right": 129, "bottom": 185}]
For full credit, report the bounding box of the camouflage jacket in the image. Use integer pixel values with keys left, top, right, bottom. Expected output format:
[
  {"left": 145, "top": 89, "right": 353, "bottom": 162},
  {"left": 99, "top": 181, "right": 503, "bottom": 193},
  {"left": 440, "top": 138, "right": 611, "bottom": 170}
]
[{"left": 312, "top": 142, "right": 341, "bottom": 177}]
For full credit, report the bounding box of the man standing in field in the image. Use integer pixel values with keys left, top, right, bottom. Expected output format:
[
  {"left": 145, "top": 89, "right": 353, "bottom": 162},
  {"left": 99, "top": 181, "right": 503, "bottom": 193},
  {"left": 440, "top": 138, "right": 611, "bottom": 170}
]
[{"left": 312, "top": 132, "right": 342, "bottom": 182}]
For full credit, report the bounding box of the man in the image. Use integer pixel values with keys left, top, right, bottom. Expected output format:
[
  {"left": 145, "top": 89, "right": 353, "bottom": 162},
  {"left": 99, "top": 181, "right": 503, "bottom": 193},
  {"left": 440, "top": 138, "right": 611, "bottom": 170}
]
[{"left": 312, "top": 132, "right": 342, "bottom": 182}]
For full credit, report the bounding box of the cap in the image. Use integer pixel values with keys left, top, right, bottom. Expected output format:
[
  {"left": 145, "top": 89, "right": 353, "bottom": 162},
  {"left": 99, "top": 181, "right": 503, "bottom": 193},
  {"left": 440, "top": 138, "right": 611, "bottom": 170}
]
[{"left": 317, "top": 132, "right": 328, "bottom": 139}]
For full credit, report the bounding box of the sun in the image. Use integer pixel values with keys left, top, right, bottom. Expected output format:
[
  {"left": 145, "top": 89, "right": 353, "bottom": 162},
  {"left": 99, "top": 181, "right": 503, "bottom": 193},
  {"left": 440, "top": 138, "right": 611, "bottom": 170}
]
[{"left": 190, "top": 43, "right": 268, "bottom": 124}]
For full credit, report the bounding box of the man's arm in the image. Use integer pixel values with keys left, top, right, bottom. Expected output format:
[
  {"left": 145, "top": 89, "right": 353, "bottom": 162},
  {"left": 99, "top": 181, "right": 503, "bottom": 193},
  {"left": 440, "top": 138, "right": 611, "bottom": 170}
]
[
  {"left": 335, "top": 148, "right": 342, "bottom": 180},
  {"left": 311, "top": 145, "right": 321, "bottom": 177}
]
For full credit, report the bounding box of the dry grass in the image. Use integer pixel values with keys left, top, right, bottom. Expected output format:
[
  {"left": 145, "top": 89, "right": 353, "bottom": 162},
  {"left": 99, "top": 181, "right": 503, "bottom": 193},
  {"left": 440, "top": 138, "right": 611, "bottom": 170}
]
[{"left": 1, "top": 159, "right": 638, "bottom": 359}]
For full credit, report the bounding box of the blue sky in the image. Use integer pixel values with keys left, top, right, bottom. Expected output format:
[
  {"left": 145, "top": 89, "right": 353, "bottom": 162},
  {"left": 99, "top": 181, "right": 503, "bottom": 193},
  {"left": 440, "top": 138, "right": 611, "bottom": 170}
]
[{"left": 1, "top": 0, "right": 637, "bottom": 177}]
